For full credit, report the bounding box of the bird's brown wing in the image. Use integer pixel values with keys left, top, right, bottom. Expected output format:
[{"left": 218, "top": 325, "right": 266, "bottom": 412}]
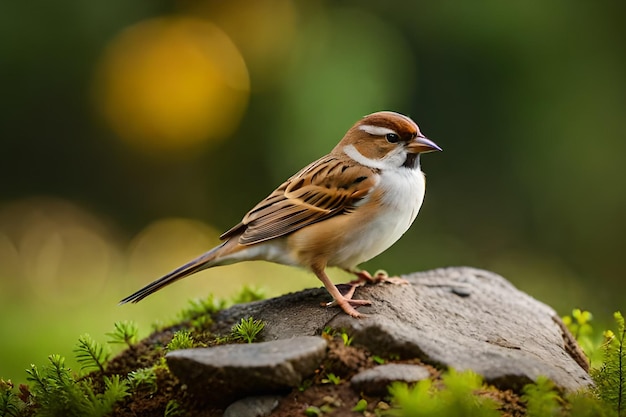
[{"left": 220, "top": 155, "right": 378, "bottom": 245}]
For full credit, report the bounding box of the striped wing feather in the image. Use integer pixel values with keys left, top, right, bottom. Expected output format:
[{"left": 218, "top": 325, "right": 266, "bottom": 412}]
[{"left": 220, "top": 155, "right": 377, "bottom": 245}]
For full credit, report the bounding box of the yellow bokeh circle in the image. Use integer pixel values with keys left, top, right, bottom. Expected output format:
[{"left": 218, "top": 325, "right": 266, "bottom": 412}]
[{"left": 95, "top": 17, "right": 250, "bottom": 153}]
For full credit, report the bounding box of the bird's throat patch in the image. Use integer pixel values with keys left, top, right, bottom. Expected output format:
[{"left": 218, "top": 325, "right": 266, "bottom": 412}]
[{"left": 403, "top": 153, "right": 420, "bottom": 169}]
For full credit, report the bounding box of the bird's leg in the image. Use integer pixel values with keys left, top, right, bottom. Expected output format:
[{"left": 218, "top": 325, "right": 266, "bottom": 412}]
[
  {"left": 346, "top": 268, "right": 410, "bottom": 286},
  {"left": 312, "top": 265, "right": 370, "bottom": 318}
]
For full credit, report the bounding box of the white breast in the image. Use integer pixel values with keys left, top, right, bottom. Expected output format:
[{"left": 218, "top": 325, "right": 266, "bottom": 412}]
[
  {"left": 330, "top": 166, "right": 426, "bottom": 268},
  {"left": 379, "top": 167, "right": 426, "bottom": 231}
]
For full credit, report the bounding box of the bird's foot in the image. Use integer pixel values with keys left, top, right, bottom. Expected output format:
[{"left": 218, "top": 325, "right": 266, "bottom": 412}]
[
  {"left": 324, "top": 297, "right": 371, "bottom": 318},
  {"left": 322, "top": 283, "right": 372, "bottom": 317},
  {"left": 348, "top": 269, "right": 409, "bottom": 286}
]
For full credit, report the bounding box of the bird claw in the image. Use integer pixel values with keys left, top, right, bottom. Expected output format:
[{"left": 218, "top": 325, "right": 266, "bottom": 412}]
[
  {"left": 322, "top": 297, "right": 370, "bottom": 318},
  {"left": 321, "top": 268, "right": 408, "bottom": 318},
  {"left": 323, "top": 298, "right": 372, "bottom": 308},
  {"left": 321, "top": 282, "right": 372, "bottom": 317},
  {"left": 379, "top": 276, "right": 410, "bottom": 285},
  {"left": 348, "top": 269, "right": 409, "bottom": 286}
]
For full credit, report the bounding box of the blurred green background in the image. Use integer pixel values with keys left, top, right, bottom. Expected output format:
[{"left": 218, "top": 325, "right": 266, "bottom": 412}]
[{"left": 1, "top": 1, "right": 624, "bottom": 384}]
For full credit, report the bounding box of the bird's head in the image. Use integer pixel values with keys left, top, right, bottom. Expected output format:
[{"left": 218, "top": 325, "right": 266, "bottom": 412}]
[{"left": 336, "top": 111, "right": 442, "bottom": 169}]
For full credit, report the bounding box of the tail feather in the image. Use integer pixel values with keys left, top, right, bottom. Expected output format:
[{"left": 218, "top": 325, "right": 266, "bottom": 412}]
[{"left": 119, "top": 243, "right": 225, "bottom": 304}]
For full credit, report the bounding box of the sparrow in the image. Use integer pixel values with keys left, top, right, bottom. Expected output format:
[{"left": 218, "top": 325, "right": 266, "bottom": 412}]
[{"left": 120, "top": 111, "right": 441, "bottom": 317}]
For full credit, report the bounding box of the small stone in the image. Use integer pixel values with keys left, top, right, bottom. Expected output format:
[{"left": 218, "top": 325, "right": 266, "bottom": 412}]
[
  {"left": 166, "top": 336, "right": 327, "bottom": 404},
  {"left": 351, "top": 364, "right": 431, "bottom": 396},
  {"left": 223, "top": 395, "right": 282, "bottom": 417},
  {"left": 375, "top": 401, "right": 391, "bottom": 411},
  {"left": 321, "top": 395, "right": 342, "bottom": 407}
]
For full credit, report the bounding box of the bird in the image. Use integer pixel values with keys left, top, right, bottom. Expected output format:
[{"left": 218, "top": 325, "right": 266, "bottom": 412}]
[{"left": 120, "top": 111, "right": 441, "bottom": 317}]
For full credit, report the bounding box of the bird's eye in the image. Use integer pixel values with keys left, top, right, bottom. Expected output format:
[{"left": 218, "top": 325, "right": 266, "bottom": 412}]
[{"left": 385, "top": 133, "right": 400, "bottom": 143}]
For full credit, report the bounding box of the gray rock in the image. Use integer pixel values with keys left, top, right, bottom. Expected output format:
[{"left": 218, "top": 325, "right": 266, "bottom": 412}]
[
  {"left": 212, "top": 267, "right": 592, "bottom": 392},
  {"left": 351, "top": 364, "right": 431, "bottom": 396},
  {"left": 223, "top": 395, "right": 282, "bottom": 417},
  {"left": 166, "top": 336, "right": 327, "bottom": 404}
]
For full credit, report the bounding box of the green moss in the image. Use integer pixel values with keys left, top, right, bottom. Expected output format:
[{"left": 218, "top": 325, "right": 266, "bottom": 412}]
[
  {"left": 592, "top": 311, "right": 626, "bottom": 416},
  {"left": 563, "top": 309, "right": 602, "bottom": 365},
  {"left": 521, "top": 376, "right": 560, "bottom": 417},
  {"left": 106, "top": 321, "right": 139, "bottom": 350},
  {"left": 0, "top": 379, "right": 22, "bottom": 417},
  {"left": 166, "top": 330, "right": 195, "bottom": 352},
  {"left": 176, "top": 295, "right": 225, "bottom": 323},
  {"left": 74, "top": 334, "right": 110, "bottom": 373},
  {"left": 230, "top": 285, "right": 267, "bottom": 304},
  {"left": 164, "top": 399, "right": 184, "bottom": 417},
  {"left": 230, "top": 317, "right": 266, "bottom": 344},
  {"left": 127, "top": 367, "right": 157, "bottom": 393},
  {"left": 321, "top": 373, "right": 341, "bottom": 385},
  {"left": 352, "top": 398, "right": 368, "bottom": 412},
  {"left": 25, "top": 355, "right": 129, "bottom": 417},
  {"left": 388, "top": 369, "right": 500, "bottom": 417}
]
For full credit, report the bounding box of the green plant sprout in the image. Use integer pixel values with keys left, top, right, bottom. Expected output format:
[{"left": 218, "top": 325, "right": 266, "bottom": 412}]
[
  {"left": 341, "top": 330, "right": 353, "bottom": 347},
  {"left": 231, "top": 285, "right": 267, "bottom": 304},
  {"left": 322, "top": 326, "right": 336, "bottom": 338},
  {"left": 565, "top": 390, "right": 613, "bottom": 417},
  {"left": 74, "top": 334, "right": 110, "bottom": 373},
  {"left": 164, "top": 399, "right": 185, "bottom": 417},
  {"left": 305, "top": 406, "right": 322, "bottom": 417},
  {"left": 565, "top": 309, "right": 594, "bottom": 340},
  {"left": 321, "top": 373, "right": 341, "bottom": 385},
  {"left": 321, "top": 326, "right": 353, "bottom": 346},
  {"left": 190, "top": 314, "right": 214, "bottom": 332},
  {"left": 150, "top": 319, "right": 168, "bottom": 333},
  {"left": 106, "top": 320, "right": 139, "bottom": 350},
  {"left": 521, "top": 376, "right": 560, "bottom": 417},
  {"left": 127, "top": 367, "right": 158, "bottom": 393},
  {"left": 298, "top": 379, "right": 313, "bottom": 392},
  {"left": 231, "top": 317, "right": 266, "bottom": 343},
  {"left": 25, "top": 354, "right": 129, "bottom": 417},
  {"left": 372, "top": 355, "right": 386, "bottom": 365},
  {"left": 387, "top": 369, "right": 500, "bottom": 417},
  {"left": 166, "top": 330, "right": 195, "bottom": 352},
  {"left": 519, "top": 373, "right": 618, "bottom": 417},
  {"left": 96, "top": 375, "right": 132, "bottom": 414},
  {"left": 177, "top": 295, "right": 225, "bottom": 322},
  {"left": 0, "top": 379, "right": 21, "bottom": 417},
  {"left": 352, "top": 398, "right": 368, "bottom": 412},
  {"left": 563, "top": 309, "right": 598, "bottom": 362},
  {"left": 592, "top": 311, "right": 626, "bottom": 416}
]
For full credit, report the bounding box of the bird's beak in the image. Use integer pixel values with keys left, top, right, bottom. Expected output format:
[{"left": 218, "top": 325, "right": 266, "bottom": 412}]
[{"left": 407, "top": 135, "right": 442, "bottom": 153}]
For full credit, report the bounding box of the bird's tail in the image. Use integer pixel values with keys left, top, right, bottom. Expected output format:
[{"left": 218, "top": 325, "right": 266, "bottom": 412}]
[{"left": 119, "top": 242, "right": 227, "bottom": 304}]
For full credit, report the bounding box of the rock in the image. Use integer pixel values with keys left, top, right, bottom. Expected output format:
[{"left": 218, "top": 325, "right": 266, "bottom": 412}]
[
  {"left": 211, "top": 267, "right": 592, "bottom": 392},
  {"left": 166, "top": 336, "right": 327, "bottom": 404},
  {"left": 223, "top": 395, "right": 282, "bottom": 417},
  {"left": 351, "top": 364, "right": 431, "bottom": 396}
]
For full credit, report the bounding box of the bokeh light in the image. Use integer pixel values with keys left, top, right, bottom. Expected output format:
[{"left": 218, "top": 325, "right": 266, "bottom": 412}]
[
  {"left": 94, "top": 17, "right": 250, "bottom": 154},
  {"left": 0, "top": 198, "right": 122, "bottom": 305},
  {"left": 127, "top": 217, "right": 220, "bottom": 287},
  {"left": 190, "top": 0, "right": 299, "bottom": 91},
  {"left": 0, "top": 198, "right": 124, "bottom": 385}
]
